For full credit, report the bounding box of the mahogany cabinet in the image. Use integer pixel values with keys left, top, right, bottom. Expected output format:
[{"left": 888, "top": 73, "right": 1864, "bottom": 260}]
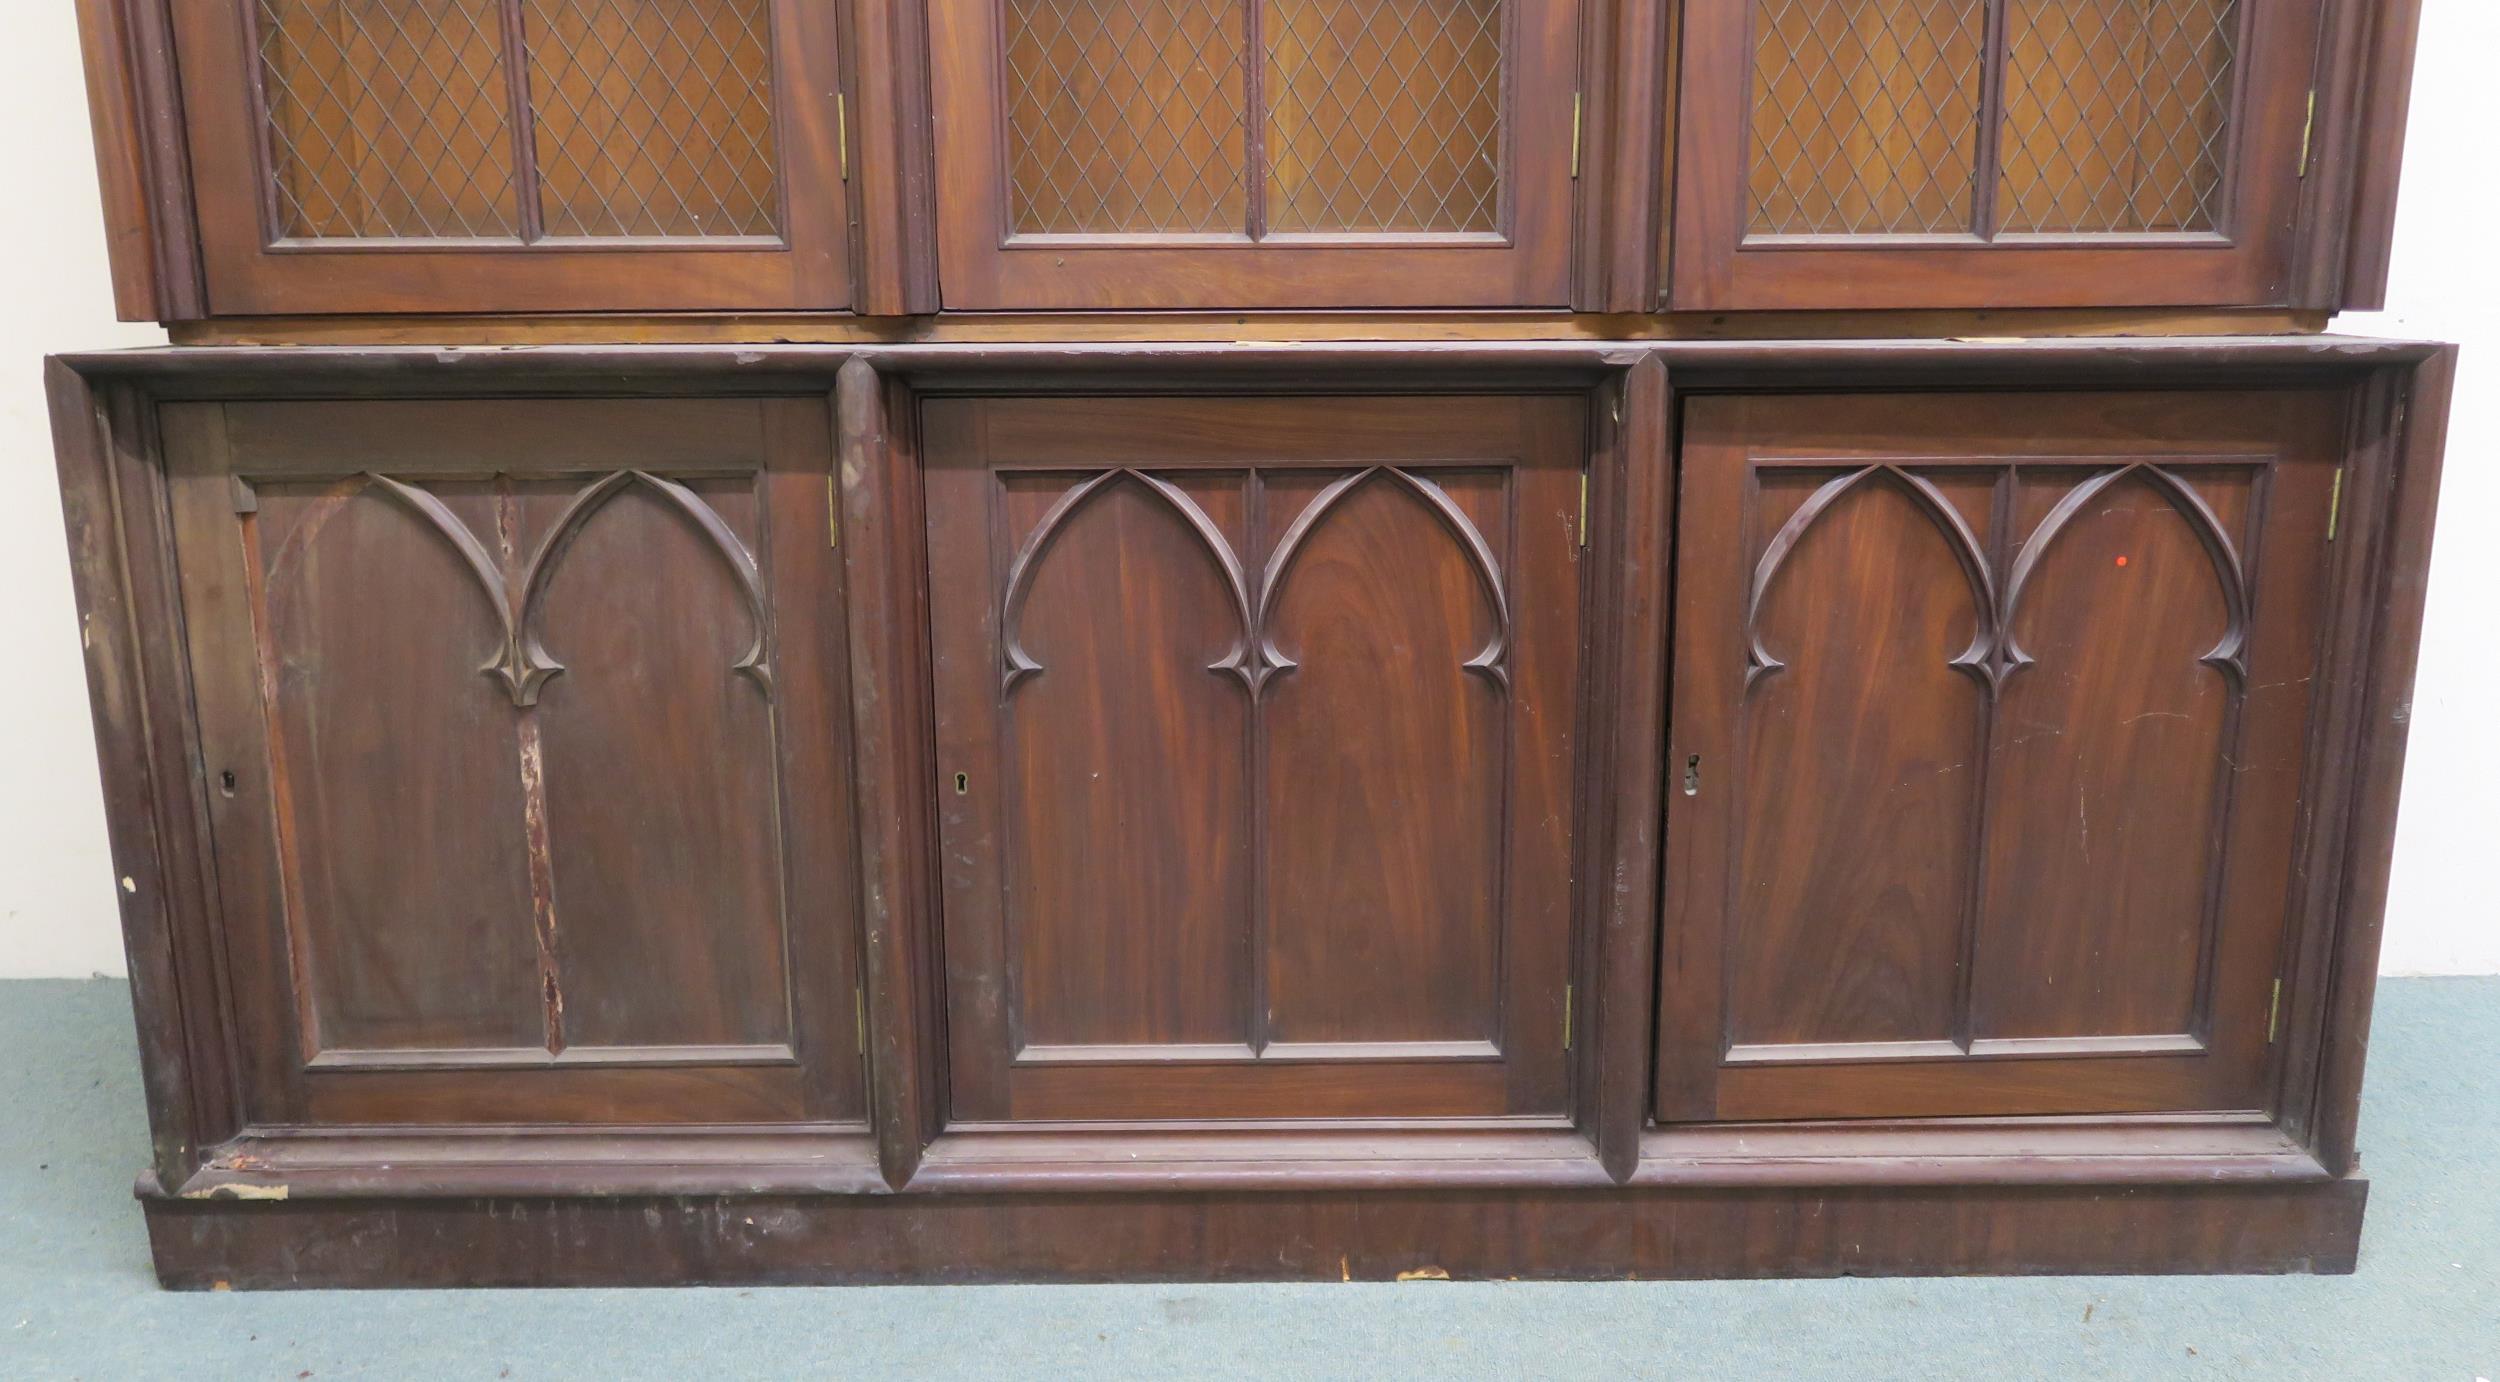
[{"left": 47, "top": 0, "right": 2453, "bottom": 1290}]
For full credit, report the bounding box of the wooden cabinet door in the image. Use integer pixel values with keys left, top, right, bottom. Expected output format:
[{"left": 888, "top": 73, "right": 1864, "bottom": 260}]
[
  {"left": 162, "top": 396, "right": 864, "bottom": 1126},
  {"left": 169, "top": 1, "right": 849, "bottom": 314},
  {"left": 927, "top": 1, "right": 1581, "bottom": 309},
  {"left": 926, "top": 395, "right": 1586, "bottom": 1122},
  {"left": 1669, "top": 0, "right": 2324, "bottom": 309},
  {"left": 1661, "top": 390, "right": 2347, "bottom": 1122}
]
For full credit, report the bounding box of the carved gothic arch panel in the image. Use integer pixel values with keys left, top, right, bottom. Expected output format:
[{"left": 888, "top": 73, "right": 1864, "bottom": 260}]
[
  {"left": 1745, "top": 464, "right": 2000, "bottom": 693},
  {"left": 2003, "top": 463, "right": 2255, "bottom": 687},
  {"left": 360, "top": 471, "right": 773, "bottom": 706},
  {"left": 1258, "top": 467, "right": 1515, "bottom": 694},
  {"left": 998, "top": 468, "right": 1256, "bottom": 695}
]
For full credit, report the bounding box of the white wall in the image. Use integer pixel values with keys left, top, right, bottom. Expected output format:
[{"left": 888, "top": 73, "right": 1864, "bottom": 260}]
[
  {"left": 0, "top": 5, "right": 164, "bottom": 978},
  {"left": 2341, "top": 0, "right": 2500, "bottom": 974},
  {"left": 0, "top": 4, "right": 2491, "bottom": 979}
]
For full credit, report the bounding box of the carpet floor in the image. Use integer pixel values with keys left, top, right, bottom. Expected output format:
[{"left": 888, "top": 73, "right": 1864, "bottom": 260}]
[{"left": 1, "top": 976, "right": 2492, "bottom": 1380}]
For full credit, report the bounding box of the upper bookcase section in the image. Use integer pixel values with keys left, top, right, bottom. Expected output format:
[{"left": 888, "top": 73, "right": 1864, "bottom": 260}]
[{"left": 79, "top": 0, "right": 2423, "bottom": 320}]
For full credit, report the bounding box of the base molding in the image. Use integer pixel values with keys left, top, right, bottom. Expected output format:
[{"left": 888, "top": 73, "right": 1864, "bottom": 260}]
[{"left": 140, "top": 1177, "right": 2368, "bottom": 1289}]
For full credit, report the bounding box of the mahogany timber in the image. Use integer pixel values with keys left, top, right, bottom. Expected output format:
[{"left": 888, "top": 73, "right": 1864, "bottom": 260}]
[
  {"left": 165, "top": 308, "right": 2336, "bottom": 349},
  {"left": 143, "top": 1180, "right": 2370, "bottom": 1289}
]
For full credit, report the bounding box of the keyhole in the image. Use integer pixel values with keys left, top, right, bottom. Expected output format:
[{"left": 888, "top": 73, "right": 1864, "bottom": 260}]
[
  {"left": 954, "top": 772, "right": 970, "bottom": 796},
  {"left": 218, "top": 770, "right": 238, "bottom": 798},
  {"left": 1682, "top": 755, "right": 1702, "bottom": 797}
]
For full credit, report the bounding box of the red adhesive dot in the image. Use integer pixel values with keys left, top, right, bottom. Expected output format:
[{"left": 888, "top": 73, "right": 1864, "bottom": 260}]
[{"left": 2115, "top": 556, "right": 2130, "bottom": 567}]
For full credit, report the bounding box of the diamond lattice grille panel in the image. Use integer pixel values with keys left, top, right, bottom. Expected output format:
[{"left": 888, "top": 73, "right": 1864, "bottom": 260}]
[
  {"left": 1998, "top": 0, "right": 2240, "bottom": 234},
  {"left": 530, "top": 0, "right": 790, "bottom": 236},
  {"left": 522, "top": 0, "right": 781, "bottom": 238},
  {"left": 1004, "top": 0, "right": 1250, "bottom": 235},
  {"left": 1264, "top": 0, "right": 1505, "bottom": 234},
  {"left": 257, "top": 0, "right": 521, "bottom": 239},
  {"left": 1748, "top": 0, "right": 1987, "bottom": 236}
]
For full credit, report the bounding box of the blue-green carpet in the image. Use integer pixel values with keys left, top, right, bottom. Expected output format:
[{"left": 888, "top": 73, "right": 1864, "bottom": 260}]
[{"left": 1, "top": 976, "right": 2492, "bottom": 1380}]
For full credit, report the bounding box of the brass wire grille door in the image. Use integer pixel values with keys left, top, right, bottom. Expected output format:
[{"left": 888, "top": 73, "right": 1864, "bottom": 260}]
[
  {"left": 254, "top": 0, "right": 782, "bottom": 244},
  {"left": 1746, "top": 0, "right": 2244, "bottom": 241},
  {"left": 999, "top": 0, "right": 1506, "bottom": 241},
  {"left": 172, "top": 0, "right": 848, "bottom": 312},
  {"left": 1674, "top": 0, "right": 2319, "bottom": 309},
  {"left": 933, "top": 0, "right": 1578, "bottom": 308}
]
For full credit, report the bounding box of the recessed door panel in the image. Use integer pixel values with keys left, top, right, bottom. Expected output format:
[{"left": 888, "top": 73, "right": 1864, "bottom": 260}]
[
  {"left": 926, "top": 395, "right": 1585, "bottom": 1122},
  {"left": 249, "top": 476, "right": 546, "bottom": 1054},
  {"left": 1662, "top": 389, "right": 2345, "bottom": 1122},
  {"left": 1262, "top": 469, "right": 1510, "bottom": 1048},
  {"left": 163, "top": 396, "right": 863, "bottom": 1126}
]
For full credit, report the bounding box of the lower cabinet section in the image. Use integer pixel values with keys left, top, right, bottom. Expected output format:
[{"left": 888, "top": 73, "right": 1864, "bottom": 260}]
[{"left": 47, "top": 339, "right": 2451, "bottom": 1286}]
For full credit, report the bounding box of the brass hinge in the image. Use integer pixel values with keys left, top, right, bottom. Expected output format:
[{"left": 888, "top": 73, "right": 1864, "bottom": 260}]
[
  {"left": 837, "top": 93, "right": 850, "bottom": 181},
  {"left": 2297, "top": 90, "right": 2316, "bottom": 178},
  {"left": 828, "top": 474, "right": 842, "bottom": 548},
  {"left": 2326, "top": 468, "right": 2345, "bottom": 542},
  {"left": 1570, "top": 92, "right": 1583, "bottom": 179},
  {"left": 2267, "top": 978, "right": 2283, "bottom": 1043},
  {"left": 1563, "top": 984, "right": 1575, "bottom": 1050},
  {"left": 1577, "top": 470, "right": 1589, "bottom": 548},
  {"left": 855, "top": 985, "right": 869, "bottom": 1056}
]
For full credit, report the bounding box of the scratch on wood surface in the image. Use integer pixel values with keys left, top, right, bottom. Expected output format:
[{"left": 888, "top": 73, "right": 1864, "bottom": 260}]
[
  {"left": 184, "top": 1183, "right": 289, "bottom": 1202},
  {"left": 518, "top": 712, "right": 565, "bottom": 1053}
]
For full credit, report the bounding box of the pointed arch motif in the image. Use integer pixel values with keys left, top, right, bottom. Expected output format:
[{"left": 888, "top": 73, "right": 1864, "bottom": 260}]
[
  {"left": 2001, "top": 463, "right": 2253, "bottom": 687},
  {"left": 366, "top": 470, "right": 774, "bottom": 706},
  {"left": 998, "top": 468, "right": 1256, "bottom": 695},
  {"left": 1256, "top": 467, "right": 1514, "bottom": 695},
  {"left": 1745, "top": 465, "right": 2000, "bottom": 693},
  {"left": 364, "top": 473, "right": 531, "bottom": 698},
  {"left": 993, "top": 465, "right": 1515, "bottom": 698}
]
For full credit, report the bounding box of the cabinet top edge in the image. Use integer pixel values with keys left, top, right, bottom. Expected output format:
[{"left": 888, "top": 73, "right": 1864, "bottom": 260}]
[
  {"left": 54, "top": 335, "right": 2452, "bottom": 387},
  {"left": 163, "top": 311, "right": 2334, "bottom": 349}
]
